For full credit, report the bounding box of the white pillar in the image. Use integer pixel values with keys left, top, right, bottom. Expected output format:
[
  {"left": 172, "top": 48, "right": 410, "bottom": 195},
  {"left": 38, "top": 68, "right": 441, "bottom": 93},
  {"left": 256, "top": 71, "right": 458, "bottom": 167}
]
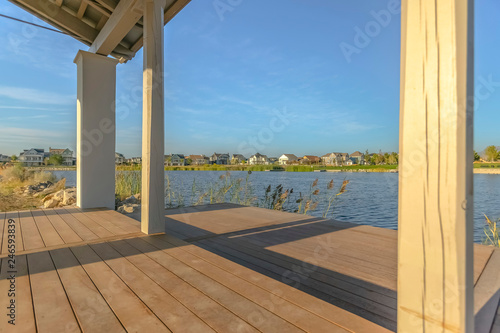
[
  {"left": 141, "top": 0, "right": 165, "bottom": 234},
  {"left": 398, "top": 0, "right": 474, "bottom": 332},
  {"left": 74, "top": 51, "right": 118, "bottom": 210}
]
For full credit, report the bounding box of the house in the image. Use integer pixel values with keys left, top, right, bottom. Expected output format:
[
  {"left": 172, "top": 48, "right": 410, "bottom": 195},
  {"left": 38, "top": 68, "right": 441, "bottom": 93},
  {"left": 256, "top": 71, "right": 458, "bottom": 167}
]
[
  {"left": 0, "top": 154, "right": 10, "bottom": 163},
  {"left": 322, "top": 152, "right": 350, "bottom": 166},
  {"left": 115, "top": 152, "right": 125, "bottom": 164},
  {"left": 166, "top": 154, "right": 185, "bottom": 166},
  {"left": 321, "top": 153, "right": 341, "bottom": 166},
  {"left": 187, "top": 155, "right": 209, "bottom": 165},
  {"left": 49, "top": 147, "right": 74, "bottom": 166},
  {"left": 231, "top": 154, "right": 247, "bottom": 164},
  {"left": 279, "top": 154, "right": 299, "bottom": 165},
  {"left": 130, "top": 157, "right": 142, "bottom": 164},
  {"left": 19, "top": 148, "right": 47, "bottom": 166},
  {"left": 210, "top": 153, "right": 230, "bottom": 165},
  {"left": 350, "top": 151, "right": 365, "bottom": 164},
  {"left": 248, "top": 153, "right": 269, "bottom": 165},
  {"left": 301, "top": 155, "right": 321, "bottom": 164}
]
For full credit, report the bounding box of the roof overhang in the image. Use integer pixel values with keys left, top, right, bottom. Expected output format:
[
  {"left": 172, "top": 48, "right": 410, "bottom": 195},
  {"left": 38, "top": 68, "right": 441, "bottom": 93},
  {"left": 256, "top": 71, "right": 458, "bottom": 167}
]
[{"left": 7, "top": 0, "right": 190, "bottom": 63}]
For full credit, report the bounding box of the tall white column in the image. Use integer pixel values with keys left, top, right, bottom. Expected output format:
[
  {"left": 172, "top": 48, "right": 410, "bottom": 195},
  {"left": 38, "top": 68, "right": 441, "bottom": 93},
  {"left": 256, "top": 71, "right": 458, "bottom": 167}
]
[
  {"left": 398, "top": 0, "right": 474, "bottom": 332},
  {"left": 141, "top": 0, "right": 165, "bottom": 234},
  {"left": 74, "top": 51, "right": 118, "bottom": 210}
]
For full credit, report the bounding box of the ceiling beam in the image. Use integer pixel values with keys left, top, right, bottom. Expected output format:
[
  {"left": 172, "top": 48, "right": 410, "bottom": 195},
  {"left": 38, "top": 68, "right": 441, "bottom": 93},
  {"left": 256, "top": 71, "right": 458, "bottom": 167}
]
[
  {"left": 94, "top": 0, "right": 117, "bottom": 12},
  {"left": 88, "top": 0, "right": 142, "bottom": 56},
  {"left": 85, "top": 0, "right": 112, "bottom": 17},
  {"left": 130, "top": 0, "right": 190, "bottom": 53},
  {"left": 76, "top": 2, "right": 88, "bottom": 19},
  {"left": 8, "top": 0, "right": 99, "bottom": 43}
]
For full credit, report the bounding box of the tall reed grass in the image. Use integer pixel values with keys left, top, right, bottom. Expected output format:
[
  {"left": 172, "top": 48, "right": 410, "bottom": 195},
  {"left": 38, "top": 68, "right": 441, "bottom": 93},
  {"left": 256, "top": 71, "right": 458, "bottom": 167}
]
[
  {"left": 114, "top": 171, "right": 348, "bottom": 218},
  {"left": 483, "top": 214, "right": 500, "bottom": 247}
]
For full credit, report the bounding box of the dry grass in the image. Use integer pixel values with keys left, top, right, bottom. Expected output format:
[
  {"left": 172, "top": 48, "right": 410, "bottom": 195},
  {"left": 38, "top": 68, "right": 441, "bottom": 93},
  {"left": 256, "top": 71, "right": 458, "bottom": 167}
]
[
  {"left": 483, "top": 214, "right": 500, "bottom": 247},
  {"left": 0, "top": 165, "right": 59, "bottom": 212}
]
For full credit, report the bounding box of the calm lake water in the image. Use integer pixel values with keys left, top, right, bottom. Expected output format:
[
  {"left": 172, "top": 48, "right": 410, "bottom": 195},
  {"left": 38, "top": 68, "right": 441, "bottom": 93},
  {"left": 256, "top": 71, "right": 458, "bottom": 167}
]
[{"left": 52, "top": 170, "right": 500, "bottom": 243}]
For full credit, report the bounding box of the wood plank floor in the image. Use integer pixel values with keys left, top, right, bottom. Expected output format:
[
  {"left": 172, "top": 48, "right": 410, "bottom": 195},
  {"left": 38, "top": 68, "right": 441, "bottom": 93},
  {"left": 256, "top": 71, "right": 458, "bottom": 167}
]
[
  {"left": 164, "top": 204, "right": 500, "bottom": 332},
  {"left": 0, "top": 206, "right": 395, "bottom": 333}
]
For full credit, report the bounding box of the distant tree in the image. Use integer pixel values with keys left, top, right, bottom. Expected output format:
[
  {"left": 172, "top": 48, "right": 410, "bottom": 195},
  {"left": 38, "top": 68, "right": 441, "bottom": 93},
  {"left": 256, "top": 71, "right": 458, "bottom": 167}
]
[
  {"left": 387, "top": 152, "right": 399, "bottom": 165},
  {"left": 185, "top": 158, "right": 192, "bottom": 165},
  {"left": 474, "top": 150, "right": 480, "bottom": 162},
  {"left": 383, "top": 152, "right": 390, "bottom": 164},
  {"left": 485, "top": 146, "right": 498, "bottom": 162},
  {"left": 364, "top": 150, "right": 371, "bottom": 165},
  {"left": 48, "top": 154, "right": 63, "bottom": 166},
  {"left": 10, "top": 155, "right": 17, "bottom": 161}
]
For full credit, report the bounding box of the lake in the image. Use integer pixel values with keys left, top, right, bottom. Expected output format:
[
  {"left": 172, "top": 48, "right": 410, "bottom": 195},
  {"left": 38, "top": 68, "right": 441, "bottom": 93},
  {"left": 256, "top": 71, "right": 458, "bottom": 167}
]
[{"left": 52, "top": 170, "right": 500, "bottom": 243}]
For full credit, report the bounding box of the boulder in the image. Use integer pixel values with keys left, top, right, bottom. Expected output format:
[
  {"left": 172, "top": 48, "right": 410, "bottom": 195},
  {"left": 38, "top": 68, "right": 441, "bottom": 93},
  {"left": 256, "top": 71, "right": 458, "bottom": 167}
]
[
  {"left": 43, "top": 198, "right": 59, "bottom": 208},
  {"left": 122, "top": 195, "right": 139, "bottom": 205},
  {"left": 117, "top": 203, "right": 139, "bottom": 214},
  {"left": 63, "top": 188, "right": 76, "bottom": 206}
]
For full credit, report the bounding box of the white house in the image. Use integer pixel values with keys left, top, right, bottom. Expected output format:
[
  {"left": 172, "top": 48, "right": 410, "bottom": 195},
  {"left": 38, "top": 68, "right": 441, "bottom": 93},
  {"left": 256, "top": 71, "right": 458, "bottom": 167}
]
[
  {"left": 231, "top": 154, "right": 247, "bottom": 164},
  {"left": 279, "top": 154, "right": 298, "bottom": 165},
  {"left": 166, "top": 154, "right": 185, "bottom": 166},
  {"left": 49, "top": 147, "right": 74, "bottom": 166},
  {"left": 115, "top": 152, "right": 125, "bottom": 164},
  {"left": 249, "top": 153, "right": 269, "bottom": 165},
  {"left": 0, "top": 154, "right": 10, "bottom": 163},
  {"left": 19, "top": 148, "right": 47, "bottom": 166}
]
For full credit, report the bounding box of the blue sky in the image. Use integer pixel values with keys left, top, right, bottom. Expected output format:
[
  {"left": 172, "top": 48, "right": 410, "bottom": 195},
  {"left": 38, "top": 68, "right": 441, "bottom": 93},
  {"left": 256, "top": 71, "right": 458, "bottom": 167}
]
[{"left": 0, "top": 0, "right": 499, "bottom": 158}]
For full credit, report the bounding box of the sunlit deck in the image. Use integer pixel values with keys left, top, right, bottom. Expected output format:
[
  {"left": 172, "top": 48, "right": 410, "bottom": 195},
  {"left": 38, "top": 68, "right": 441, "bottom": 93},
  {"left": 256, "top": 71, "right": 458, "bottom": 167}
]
[{"left": 1, "top": 204, "right": 499, "bottom": 332}]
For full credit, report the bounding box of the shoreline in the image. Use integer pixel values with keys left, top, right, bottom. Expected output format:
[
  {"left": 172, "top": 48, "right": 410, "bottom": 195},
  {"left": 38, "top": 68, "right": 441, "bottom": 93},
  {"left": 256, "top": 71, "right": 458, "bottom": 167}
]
[{"left": 23, "top": 166, "right": 500, "bottom": 174}]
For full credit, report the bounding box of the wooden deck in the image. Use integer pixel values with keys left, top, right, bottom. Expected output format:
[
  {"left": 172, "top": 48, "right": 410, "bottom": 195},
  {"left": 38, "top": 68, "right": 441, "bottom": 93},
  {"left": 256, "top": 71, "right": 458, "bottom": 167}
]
[{"left": 0, "top": 204, "right": 499, "bottom": 332}]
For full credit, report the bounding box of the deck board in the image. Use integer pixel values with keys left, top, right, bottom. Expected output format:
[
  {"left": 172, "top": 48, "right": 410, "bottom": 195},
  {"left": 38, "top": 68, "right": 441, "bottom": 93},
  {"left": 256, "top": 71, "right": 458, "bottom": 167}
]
[
  {"left": 31, "top": 210, "right": 64, "bottom": 247},
  {"left": 127, "top": 237, "right": 303, "bottom": 333},
  {"left": 42, "top": 209, "right": 83, "bottom": 244},
  {"left": 70, "top": 244, "right": 171, "bottom": 332},
  {"left": 50, "top": 247, "right": 125, "bottom": 332},
  {"left": 107, "top": 239, "right": 260, "bottom": 333},
  {"left": 0, "top": 204, "right": 497, "bottom": 332},
  {"left": 28, "top": 251, "right": 80, "bottom": 332},
  {"left": 19, "top": 211, "right": 44, "bottom": 251},
  {"left": 141, "top": 235, "right": 352, "bottom": 332},
  {"left": 52, "top": 208, "right": 99, "bottom": 241},
  {"left": 89, "top": 241, "right": 215, "bottom": 332}
]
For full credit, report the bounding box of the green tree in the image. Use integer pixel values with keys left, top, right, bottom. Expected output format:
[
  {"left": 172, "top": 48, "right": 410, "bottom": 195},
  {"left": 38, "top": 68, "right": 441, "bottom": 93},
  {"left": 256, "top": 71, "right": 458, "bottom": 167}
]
[
  {"left": 10, "top": 155, "right": 18, "bottom": 161},
  {"left": 485, "top": 146, "right": 498, "bottom": 162},
  {"left": 48, "top": 154, "right": 63, "bottom": 165},
  {"left": 185, "top": 158, "right": 192, "bottom": 165},
  {"left": 387, "top": 152, "right": 399, "bottom": 165},
  {"left": 364, "top": 150, "right": 371, "bottom": 165},
  {"left": 474, "top": 150, "right": 480, "bottom": 162}
]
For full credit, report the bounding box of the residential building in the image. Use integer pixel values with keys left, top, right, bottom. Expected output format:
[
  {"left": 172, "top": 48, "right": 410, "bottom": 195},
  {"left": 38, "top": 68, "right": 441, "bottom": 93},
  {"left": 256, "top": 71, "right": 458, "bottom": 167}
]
[
  {"left": 49, "top": 147, "right": 74, "bottom": 166},
  {"left": 166, "top": 154, "right": 185, "bottom": 166},
  {"left": 129, "top": 157, "right": 142, "bottom": 164},
  {"left": 301, "top": 155, "right": 321, "bottom": 164},
  {"left": 210, "top": 153, "right": 230, "bottom": 165},
  {"left": 350, "top": 151, "right": 365, "bottom": 164},
  {"left": 19, "top": 148, "right": 47, "bottom": 166},
  {"left": 249, "top": 153, "right": 269, "bottom": 165},
  {"left": 322, "top": 152, "right": 350, "bottom": 166},
  {"left": 231, "top": 154, "right": 247, "bottom": 164},
  {"left": 187, "top": 155, "right": 209, "bottom": 165},
  {"left": 268, "top": 157, "right": 278, "bottom": 164},
  {"left": 0, "top": 154, "right": 10, "bottom": 163},
  {"left": 115, "top": 152, "right": 125, "bottom": 164},
  {"left": 279, "top": 154, "right": 299, "bottom": 165}
]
